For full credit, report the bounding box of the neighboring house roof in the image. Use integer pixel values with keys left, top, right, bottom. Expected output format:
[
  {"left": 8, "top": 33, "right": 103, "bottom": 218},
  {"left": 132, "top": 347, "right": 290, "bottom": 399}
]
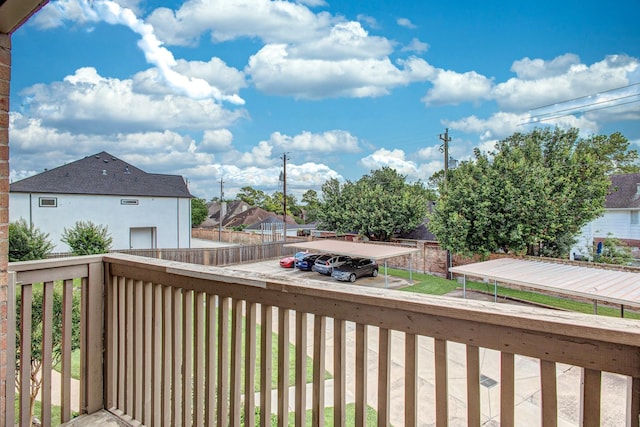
[
  {"left": 606, "top": 173, "right": 640, "bottom": 209},
  {"left": 223, "top": 206, "right": 278, "bottom": 228},
  {"left": 397, "top": 201, "right": 437, "bottom": 241},
  {"left": 10, "top": 151, "right": 192, "bottom": 198},
  {"left": 207, "top": 200, "right": 252, "bottom": 221}
]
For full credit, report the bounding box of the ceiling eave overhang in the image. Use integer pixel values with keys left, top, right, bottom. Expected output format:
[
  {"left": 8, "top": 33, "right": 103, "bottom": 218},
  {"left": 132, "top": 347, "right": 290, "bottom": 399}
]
[{"left": 0, "top": 0, "right": 49, "bottom": 34}]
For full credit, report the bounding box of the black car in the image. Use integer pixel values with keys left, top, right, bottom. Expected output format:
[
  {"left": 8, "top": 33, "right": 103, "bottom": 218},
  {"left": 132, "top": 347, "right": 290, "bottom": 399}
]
[
  {"left": 331, "top": 258, "right": 379, "bottom": 282},
  {"left": 295, "top": 253, "right": 321, "bottom": 271}
]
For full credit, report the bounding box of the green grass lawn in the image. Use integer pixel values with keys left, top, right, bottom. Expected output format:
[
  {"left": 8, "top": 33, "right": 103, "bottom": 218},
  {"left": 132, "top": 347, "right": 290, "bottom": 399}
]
[{"left": 389, "top": 267, "right": 640, "bottom": 320}]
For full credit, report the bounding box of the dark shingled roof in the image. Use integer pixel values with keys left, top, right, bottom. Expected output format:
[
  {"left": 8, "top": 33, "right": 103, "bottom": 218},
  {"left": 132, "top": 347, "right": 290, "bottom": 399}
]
[
  {"left": 606, "top": 173, "right": 640, "bottom": 209},
  {"left": 10, "top": 151, "right": 193, "bottom": 198}
]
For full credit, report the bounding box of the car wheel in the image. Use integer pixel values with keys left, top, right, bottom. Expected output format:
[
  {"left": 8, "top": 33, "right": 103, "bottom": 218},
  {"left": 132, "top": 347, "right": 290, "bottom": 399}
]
[
  {"left": 372, "top": 269, "right": 378, "bottom": 277},
  {"left": 349, "top": 274, "right": 356, "bottom": 282}
]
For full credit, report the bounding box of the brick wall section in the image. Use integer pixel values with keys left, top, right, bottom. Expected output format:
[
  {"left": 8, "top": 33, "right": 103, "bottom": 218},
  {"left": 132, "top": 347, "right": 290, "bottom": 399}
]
[{"left": 0, "top": 32, "right": 10, "bottom": 426}]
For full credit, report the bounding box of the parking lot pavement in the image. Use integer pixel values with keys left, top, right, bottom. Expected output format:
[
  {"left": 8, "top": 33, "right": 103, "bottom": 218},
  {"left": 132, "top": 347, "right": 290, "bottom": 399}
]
[{"left": 226, "top": 259, "right": 410, "bottom": 289}]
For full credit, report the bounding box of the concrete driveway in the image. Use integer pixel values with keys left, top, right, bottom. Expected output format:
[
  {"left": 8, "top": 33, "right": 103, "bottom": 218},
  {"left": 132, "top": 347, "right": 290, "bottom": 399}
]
[{"left": 228, "top": 259, "right": 410, "bottom": 289}]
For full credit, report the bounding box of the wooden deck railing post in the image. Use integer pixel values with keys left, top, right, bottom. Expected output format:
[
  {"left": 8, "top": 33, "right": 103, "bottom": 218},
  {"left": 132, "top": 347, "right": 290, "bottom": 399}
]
[
  {"left": 84, "top": 261, "right": 105, "bottom": 413},
  {"left": 4, "top": 272, "right": 16, "bottom": 427}
]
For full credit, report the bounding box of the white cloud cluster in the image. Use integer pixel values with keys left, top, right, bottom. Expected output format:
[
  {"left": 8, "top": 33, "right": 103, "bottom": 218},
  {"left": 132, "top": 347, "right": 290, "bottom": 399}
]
[
  {"left": 20, "top": 67, "right": 246, "bottom": 134},
  {"left": 268, "top": 130, "right": 360, "bottom": 153},
  {"left": 432, "top": 54, "right": 640, "bottom": 141}
]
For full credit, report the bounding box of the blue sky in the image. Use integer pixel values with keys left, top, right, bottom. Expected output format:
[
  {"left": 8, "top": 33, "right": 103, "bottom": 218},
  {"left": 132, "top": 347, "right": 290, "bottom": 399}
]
[{"left": 9, "top": 0, "right": 640, "bottom": 201}]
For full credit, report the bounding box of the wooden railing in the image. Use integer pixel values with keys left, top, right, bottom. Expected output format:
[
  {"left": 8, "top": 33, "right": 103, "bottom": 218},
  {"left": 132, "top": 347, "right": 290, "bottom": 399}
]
[
  {"left": 6, "top": 253, "right": 640, "bottom": 426},
  {"left": 7, "top": 256, "right": 105, "bottom": 426}
]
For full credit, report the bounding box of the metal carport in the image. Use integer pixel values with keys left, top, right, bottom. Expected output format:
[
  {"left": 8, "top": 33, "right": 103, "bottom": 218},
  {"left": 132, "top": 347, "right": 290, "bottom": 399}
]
[
  {"left": 284, "top": 240, "right": 420, "bottom": 287},
  {"left": 449, "top": 257, "right": 640, "bottom": 315}
]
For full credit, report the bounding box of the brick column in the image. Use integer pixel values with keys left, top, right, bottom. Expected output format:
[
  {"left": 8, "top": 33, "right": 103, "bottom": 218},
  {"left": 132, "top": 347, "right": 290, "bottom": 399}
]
[{"left": 0, "top": 32, "right": 10, "bottom": 426}]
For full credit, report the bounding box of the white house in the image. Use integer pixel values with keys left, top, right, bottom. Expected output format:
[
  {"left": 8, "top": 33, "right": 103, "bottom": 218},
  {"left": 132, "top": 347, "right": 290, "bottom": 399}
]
[
  {"left": 572, "top": 173, "right": 640, "bottom": 259},
  {"left": 10, "top": 151, "right": 193, "bottom": 252}
]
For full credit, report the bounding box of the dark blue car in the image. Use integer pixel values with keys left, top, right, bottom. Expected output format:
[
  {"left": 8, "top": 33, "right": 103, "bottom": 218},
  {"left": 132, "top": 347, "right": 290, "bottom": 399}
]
[{"left": 295, "top": 253, "right": 321, "bottom": 271}]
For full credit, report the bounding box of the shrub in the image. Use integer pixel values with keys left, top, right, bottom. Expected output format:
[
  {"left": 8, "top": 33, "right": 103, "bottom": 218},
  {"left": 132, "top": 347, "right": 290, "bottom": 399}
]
[
  {"left": 9, "top": 219, "right": 54, "bottom": 261},
  {"left": 61, "top": 221, "right": 113, "bottom": 255}
]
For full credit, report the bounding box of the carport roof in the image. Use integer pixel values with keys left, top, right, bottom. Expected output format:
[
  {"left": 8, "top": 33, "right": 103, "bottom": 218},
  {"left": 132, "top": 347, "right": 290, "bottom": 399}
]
[
  {"left": 449, "top": 258, "right": 640, "bottom": 309},
  {"left": 284, "top": 240, "right": 420, "bottom": 261}
]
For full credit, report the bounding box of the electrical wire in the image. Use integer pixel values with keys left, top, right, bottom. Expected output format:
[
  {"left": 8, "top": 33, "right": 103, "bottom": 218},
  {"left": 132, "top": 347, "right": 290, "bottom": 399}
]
[{"left": 528, "top": 82, "right": 640, "bottom": 111}]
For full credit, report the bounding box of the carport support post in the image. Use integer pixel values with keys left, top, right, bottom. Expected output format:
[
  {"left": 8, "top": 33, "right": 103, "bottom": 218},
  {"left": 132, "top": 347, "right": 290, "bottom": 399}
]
[
  {"left": 384, "top": 260, "right": 388, "bottom": 288},
  {"left": 463, "top": 275, "right": 466, "bottom": 299},
  {"left": 409, "top": 256, "right": 413, "bottom": 284}
]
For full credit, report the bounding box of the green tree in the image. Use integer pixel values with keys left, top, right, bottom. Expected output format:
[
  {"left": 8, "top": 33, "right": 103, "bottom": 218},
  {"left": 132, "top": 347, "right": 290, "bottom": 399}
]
[
  {"left": 236, "top": 186, "right": 270, "bottom": 207},
  {"left": 191, "top": 198, "right": 209, "bottom": 226},
  {"left": 429, "top": 128, "right": 639, "bottom": 258},
  {"left": 61, "top": 221, "right": 113, "bottom": 255},
  {"left": 301, "top": 189, "right": 321, "bottom": 223},
  {"left": 9, "top": 219, "right": 54, "bottom": 261},
  {"left": 317, "top": 167, "right": 433, "bottom": 241}
]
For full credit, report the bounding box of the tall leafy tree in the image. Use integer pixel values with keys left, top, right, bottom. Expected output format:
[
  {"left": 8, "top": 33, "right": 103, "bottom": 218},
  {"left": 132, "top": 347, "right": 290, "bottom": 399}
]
[
  {"left": 191, "top": 198, "right": 209, "bottom": 226},
  {"left": 317, "top": 167, "right": 433, "bottom": 241},
  {"left": 236, "top": 186, "right": 270, "bottom": 207},
  {"left": 428, "top": 128, "right": 639, "bottom": 258},
  {"left": 301, "top": 189, "right": 321, "bottom": 223}
]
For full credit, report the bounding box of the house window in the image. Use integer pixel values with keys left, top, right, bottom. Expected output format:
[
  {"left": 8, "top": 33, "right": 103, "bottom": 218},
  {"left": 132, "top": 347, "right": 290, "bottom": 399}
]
[
  {"left": 39, "top": 197, "right": 57, "bottom": 207},
  {"left": 631, "top": 211, "right": 639, "bottom": 225},
  {"left": 121, "top": 199, "right": 139, "bottom": 205}
]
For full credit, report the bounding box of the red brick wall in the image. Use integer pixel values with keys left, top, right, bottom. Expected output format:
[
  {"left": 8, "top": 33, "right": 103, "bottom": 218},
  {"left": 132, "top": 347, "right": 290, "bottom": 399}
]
[{"left": 0, "top": 32, "right": 10, "bottom": 426}]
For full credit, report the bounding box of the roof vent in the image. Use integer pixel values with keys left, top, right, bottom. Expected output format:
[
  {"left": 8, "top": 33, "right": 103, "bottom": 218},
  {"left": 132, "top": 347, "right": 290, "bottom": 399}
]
[
  {"left": 637, "top": 183, "right": 640, "bottom": 195},
  {"left": 102, "top": 170, "right": 107, "bottom": 175},
  {"left": 124, "top": 166, "right": 131, "bottom": 175}
]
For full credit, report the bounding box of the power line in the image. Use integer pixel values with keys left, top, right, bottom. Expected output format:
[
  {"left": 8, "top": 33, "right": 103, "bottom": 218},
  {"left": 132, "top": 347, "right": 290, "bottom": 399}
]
[
  {"left": 520, "top": 98, "right": 640, "bottom": 126},
  {"left": 528, "top": 82, "right": 640, "bottom": 111},
  {"left": 527, "top": 93, "right": 640, "bottom": 121}
]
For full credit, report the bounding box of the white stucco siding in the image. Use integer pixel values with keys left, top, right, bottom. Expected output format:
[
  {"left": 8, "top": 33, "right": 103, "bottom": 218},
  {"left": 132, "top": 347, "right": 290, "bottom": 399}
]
[{"left": 10, "top": 193, "right": 191, "bottom": 252}]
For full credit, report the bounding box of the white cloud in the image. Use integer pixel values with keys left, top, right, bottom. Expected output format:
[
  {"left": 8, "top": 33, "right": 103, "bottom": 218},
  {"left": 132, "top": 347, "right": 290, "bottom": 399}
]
[
  {"left": 247, "top": 44, "right": 432, "bottom": 99},
  {"left": 288, "top": 21, "right": 393, "bottom": 60},
  {"left": 238, "top": 141, "right": 276, "bottom": 167},
  {"left": 421, "top": 69, "right": 493, "bottom": 105},
  {"left": 357, "top": 14, "right": 379, "bottom": 29},
  {"left": 360, "top": 148, "right": 419, "bottom": 178},
  {"left": 396, "top": 18, "right": 417, "bottom": 29},
  {"left": 402, "top": 38, "right": 429, "bottom": 54},
  {"left": 416, "top": 145, "right": 443, "bottom": 160},
  {"left": 9, "top": 112, "right": 344, "bottom": 200},
  {"left": 445, "top": 111, "right": 599, "bottom": 142},
  {"left": 201, "top": 129, "right": 234, "bottom": 152},
  {"left": 511, "top": 53, "right": 581, "bottom": 80},
  {"left": 268, "top": 130, "right": 360, "bottom": 153},
  {"left": 19, "top": 67, "right": 247, "bottom": 134},
  {"left": 492, "top": 54, "right": 640, "bottom": 112},
  {"left": 147, "top": 0, "right": 335, "bottom": 46},
  {"left": 33, "top": 0, "right": 245, "bottom": 104}
]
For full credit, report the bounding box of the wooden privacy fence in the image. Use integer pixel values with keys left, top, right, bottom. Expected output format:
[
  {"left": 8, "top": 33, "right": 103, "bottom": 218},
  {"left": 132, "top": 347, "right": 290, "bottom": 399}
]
[
  {"left": 117, "top": 241, "right": 300, "bottom": 266},
  {"left": 6, "top": 253, "right": 640, "bottom": 426}
]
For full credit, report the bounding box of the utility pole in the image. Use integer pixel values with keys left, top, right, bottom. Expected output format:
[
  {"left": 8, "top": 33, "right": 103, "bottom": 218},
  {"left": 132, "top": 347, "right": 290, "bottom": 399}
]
[
  {"left": 438, "top": 128, "right": 452, "bottom": 279},
  {"left": 439, "top": 128, "right": 451, "bottom": 191},
  {"left": 219, "top": 178, "right": 224, "bottom": 241},
  {"left": 280, "top": 153, "right": 289, "bottom": 242}
]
